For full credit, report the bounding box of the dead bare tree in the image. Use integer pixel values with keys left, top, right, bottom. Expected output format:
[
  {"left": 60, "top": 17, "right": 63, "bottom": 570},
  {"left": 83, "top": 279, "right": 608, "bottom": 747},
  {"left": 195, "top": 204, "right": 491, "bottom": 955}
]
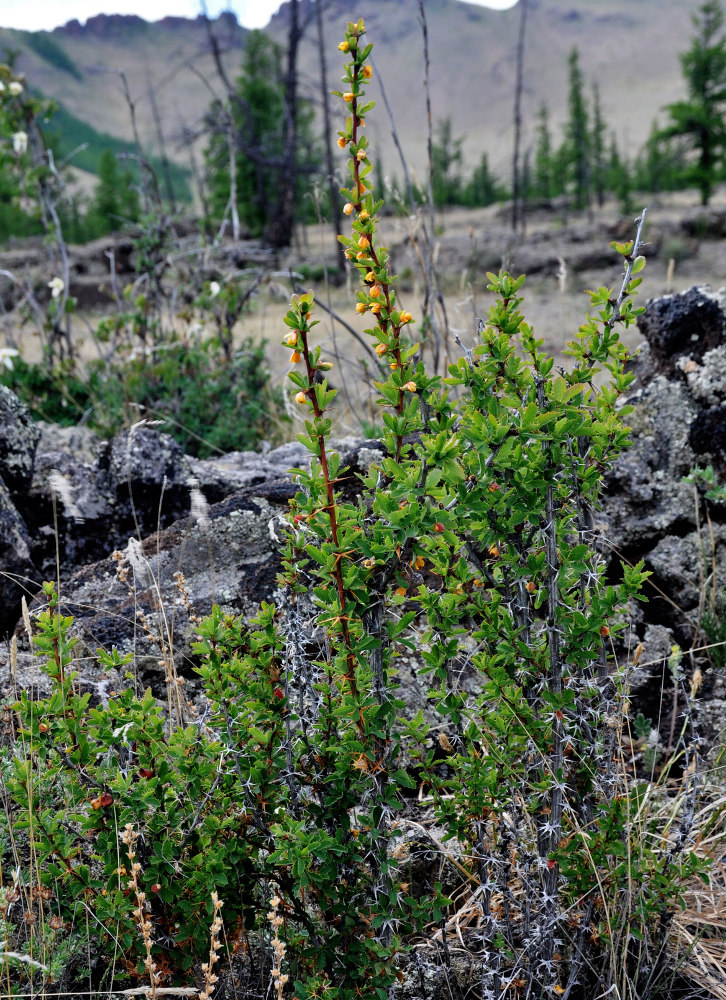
[
  {"left": 315, "top": 0, "right": 346, "bottom": 273},
  {"left": 265, "top": 0, "right": 302, "bottom": 248},
  {"left": 511, "top": 0, "right": 529, "bottom": 232}
]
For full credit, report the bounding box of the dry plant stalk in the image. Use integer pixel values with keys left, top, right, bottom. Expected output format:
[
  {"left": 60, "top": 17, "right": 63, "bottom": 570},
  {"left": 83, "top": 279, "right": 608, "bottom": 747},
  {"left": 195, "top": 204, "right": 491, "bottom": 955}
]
[
  {"left": 121, "top": 823, "right": 161, "bottom": 998},
  {"left": 199, "top": 892, "right": 223, "bottom": 1000},
  {"left": 268, "top": 893, "right": 288, "bottom": 999}
]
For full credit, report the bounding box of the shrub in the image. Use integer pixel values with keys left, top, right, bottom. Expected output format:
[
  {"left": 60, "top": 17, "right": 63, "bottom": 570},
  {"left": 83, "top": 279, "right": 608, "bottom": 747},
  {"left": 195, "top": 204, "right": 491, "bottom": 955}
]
[
  {"left": 1, "top": 337, "right": 283, "bottom": 456},
  {"left": 1, "top": 17, "right": 707, "bottom": 1000}
]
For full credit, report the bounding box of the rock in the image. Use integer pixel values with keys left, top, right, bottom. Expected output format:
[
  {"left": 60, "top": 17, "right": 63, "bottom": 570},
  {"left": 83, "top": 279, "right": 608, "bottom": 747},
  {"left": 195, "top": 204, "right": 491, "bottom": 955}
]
[
  {"left": 0, "top": 385, "right": 40, "bottom": 494},
  {"left": 187, "top": 440, "right": 323, "bottom": 504},
  {"left": 636, "top": 286, "right": 725, "bottom": 379},
  {"left": 602, "top": 286, "right": 726, "bottom": 743},
  {"left": 24, "top": 424, "right": 192, "bottom": 582},
  {"left": 0, "top": 475, "right": 38, "bottom": 634},
  {"left": 20, "top": 478, "right": 296, "bottom": 700},
  {"left": 602, "top": 375, "right": 696, "bottom": 553}
]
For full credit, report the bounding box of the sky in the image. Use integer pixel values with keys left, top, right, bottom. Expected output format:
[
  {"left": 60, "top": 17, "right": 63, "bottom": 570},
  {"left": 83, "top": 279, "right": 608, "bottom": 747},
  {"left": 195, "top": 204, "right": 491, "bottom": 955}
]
[{"left": 2, "top": 0, "right": 518, "bottom": 33}]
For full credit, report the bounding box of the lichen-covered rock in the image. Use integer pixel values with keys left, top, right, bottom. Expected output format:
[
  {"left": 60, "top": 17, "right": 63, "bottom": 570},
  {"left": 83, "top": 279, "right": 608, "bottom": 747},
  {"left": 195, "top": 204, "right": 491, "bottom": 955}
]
[
  {"left": 0, "top": 384, "right": 40, "bottom": 494},
  {"left": 602, "top": 285, "right": 726, "bottom": 744},
  {"left": 603, "top": 375, "right": 696, "bottom": 551},
  {"left": 21, "top": 478, "right": 296, "bottom": 700},
  {"left": 636, "top": 285, "right": 725, "bottom": 378},
  {"left": 0, "top": 474, "right": 37, "bottom": 634}
]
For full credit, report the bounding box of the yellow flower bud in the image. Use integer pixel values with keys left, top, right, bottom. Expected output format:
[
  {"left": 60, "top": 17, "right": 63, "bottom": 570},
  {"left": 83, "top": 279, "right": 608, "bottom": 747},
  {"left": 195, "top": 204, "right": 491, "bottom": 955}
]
[
  {"left": 356, "top": 251, "right": 367, "bottom": 260},
  {"left": 337, "top": 136, "right": 347, "bottom": 148},
  {"left": 358, "top": 118, "right": 366, "bottom": 127},
  {"left": 371, "top": 302, "right": 382, "bottom": 315},
  {"left": 403, "top": 381, "right": 417, "bottom": 392},
  {"left": 338, "top": 40, "right": 349, "bottom": 51},
  {"left": 365, "top": 271, "right": 375, "bottom": 283},
  {"left": 285, "top": 332, "right": 298, "bottom": 347},
  {"left": 362, "top": 65, "right": 372, "bottom": 79},
  {"left": 390, "top": 362, "right": 399, "bottom": 370},
  {"left": 356, "top": 149, "right": 367, "bottom": 161},
  {"left": 359, "top": 210, "right": 369, "bottom": 221},
  {"left": 343, "top": 92, "right": 354, "bottom": 103},
  {"left": 290, "top": 351, "right": 301, "bottom": 363},
  {"left": 370, "top": 284, "right": 381, "bottom": 297},
  {"left": 343, "top": 202, "right": 354, "bottom": 215},
  {"left": 394, "top": 585, "right": 407, "bottom": 597},
  {"left": 399, "top": 311, "right": 413, "bottom": 324},
  {"left": 375, "top": 342, "right": 387, "bottom": 356},
  {"left": 358, "top": 235, "right": 370, "bottom": 249},
  {"left": 356, "top": 302, "right": 366, "bottom": 314},
  {"left": 295, "top": 391, "right": 307, "bottom": 405}
]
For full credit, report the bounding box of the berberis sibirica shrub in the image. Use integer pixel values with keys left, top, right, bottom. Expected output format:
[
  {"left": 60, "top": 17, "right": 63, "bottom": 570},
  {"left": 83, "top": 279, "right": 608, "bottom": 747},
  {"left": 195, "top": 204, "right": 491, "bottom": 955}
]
[{"left": 2, "top": 18, "right": 706, "bottom": 1000}]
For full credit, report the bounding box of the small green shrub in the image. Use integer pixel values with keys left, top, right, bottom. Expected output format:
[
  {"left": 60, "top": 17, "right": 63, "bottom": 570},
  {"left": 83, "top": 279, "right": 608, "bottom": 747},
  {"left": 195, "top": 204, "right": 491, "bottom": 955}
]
[{"left": 1, "top": 337, "right": 283, "bottom": 456}]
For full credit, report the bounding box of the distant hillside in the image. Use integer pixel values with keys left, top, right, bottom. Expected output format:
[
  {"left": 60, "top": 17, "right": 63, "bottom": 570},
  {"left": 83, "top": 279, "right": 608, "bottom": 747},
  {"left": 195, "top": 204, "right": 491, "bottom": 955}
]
[{"left": 0, "top": 0, "right": 706, "bottom": 198}]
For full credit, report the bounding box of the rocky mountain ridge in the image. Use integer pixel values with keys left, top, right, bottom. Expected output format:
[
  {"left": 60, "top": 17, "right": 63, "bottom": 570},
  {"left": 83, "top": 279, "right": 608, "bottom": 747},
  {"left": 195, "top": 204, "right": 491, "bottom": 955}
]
[{"left": 0, "top": 0, "right": 706, "bottom": 191}]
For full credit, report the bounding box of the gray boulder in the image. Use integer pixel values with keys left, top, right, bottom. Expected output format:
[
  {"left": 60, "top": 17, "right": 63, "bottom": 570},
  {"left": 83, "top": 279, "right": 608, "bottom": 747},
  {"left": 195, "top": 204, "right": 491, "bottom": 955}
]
[{"left": 0, "top": 384, "right": 40, "bottom": 494}]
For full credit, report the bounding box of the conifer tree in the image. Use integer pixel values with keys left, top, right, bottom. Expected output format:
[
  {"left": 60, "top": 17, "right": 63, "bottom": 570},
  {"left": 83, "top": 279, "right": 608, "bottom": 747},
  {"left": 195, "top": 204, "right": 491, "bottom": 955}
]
[
  {"left": 204, "top": 29, "right": 317, "bottom": 240},
  {"left": 533, "top": 103, "right": 554, "bottom": 200},
  {"left": 463, "top": 151, "right": 504, "bottom": 206},
  {"left": 566, "top": 47, "right": 590, "bottom": 209},
  {"left": 88, "top": 148, "right": 139, "bottom": 236},
  {"left": 591, "top": 82, "right": 607, "bottom": 207},
  {"left": 430, "top": 117, "right": 463, "bottom": 206},
  {"left": 664, "top": 0, "right": 726, "bottom": 204}
]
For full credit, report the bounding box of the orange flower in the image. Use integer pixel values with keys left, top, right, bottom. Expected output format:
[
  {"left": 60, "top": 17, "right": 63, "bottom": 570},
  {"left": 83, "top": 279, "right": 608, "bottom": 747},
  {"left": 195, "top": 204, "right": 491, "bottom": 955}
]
[
  {"left": 413, "top": 555, "right": 425, "bottom": 570},
  {"left": 343, "top": 202, "right": 354, "bottom": 215},
  {"left": 295, "top": 391, "right": 307, "bottom": 404},
  {"left": 290, "top": 351, "right": 301, "bottom": 364},
  {"left": 337, "top": 136, "right": 347, "bottom": 149},
  {"left": 356, "top": 251, "right": 367, "bottom": 261},
  {"left": 375, "top": 342, "right": 387, "bottom": 356},
  {"left": 399, "top": 311, "right": 413, "bottom": 323},
  {"left": 394, "top": 585, "right": 407, "bottom": 597},
  {"left": 362, "top": 65, "right": 372, "bottom": 78}
]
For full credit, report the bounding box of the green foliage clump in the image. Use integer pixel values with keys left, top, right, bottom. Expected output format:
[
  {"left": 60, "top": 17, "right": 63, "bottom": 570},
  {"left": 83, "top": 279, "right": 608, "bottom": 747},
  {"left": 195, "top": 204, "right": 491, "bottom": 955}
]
[{"left": 1, "top": 337, "right": 281, "bottom": 457}]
